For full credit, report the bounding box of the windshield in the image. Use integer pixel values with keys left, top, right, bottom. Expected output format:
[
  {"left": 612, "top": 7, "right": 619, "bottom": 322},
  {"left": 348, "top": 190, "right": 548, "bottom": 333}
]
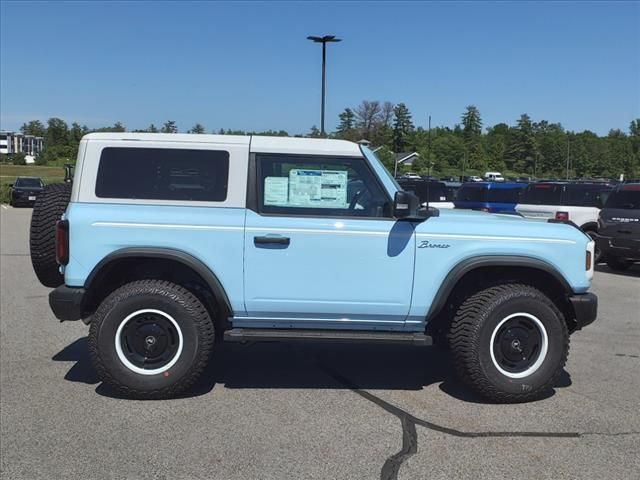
[
  {"left": 605, "top": 186, "right": 640, "bottom": 209},
  {"left": 360, "top": 146, "right": 401, "bottom": 192},
  {"left": 15, "top": 178, "right": 42, "bottom": 188}
]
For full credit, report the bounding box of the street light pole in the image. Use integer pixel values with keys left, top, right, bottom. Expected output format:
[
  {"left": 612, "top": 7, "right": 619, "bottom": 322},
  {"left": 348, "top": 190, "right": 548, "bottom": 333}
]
[{"left": 307, "top": 35, "right": 342, "bottom": 137}]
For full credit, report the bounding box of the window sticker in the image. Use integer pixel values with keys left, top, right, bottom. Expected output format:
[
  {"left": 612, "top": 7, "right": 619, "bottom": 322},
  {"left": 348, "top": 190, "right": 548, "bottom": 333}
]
[
  {"left": 264, "top": 177, "right": 289, "bottom": 205},
  {"left": 288, "top": 169, "right": 348, "bottom": 208}
]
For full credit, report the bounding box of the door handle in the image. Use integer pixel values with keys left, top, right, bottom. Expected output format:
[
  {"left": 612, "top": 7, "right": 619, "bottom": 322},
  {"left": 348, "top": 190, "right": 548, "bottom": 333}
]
[{"left": 254, "top": 235, "right": 290, "bottom": 246}]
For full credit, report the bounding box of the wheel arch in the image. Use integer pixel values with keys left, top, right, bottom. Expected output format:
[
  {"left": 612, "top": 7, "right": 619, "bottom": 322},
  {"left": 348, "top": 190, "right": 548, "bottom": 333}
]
[
  {"left": 426, "top": 256, "right": 576, "bottom": 328},
  {"left": 580, "top": 221, "right": 598, "bottom": 232},
  {"left": 84, "top": 247, "right": 233, "bottom": 324}
]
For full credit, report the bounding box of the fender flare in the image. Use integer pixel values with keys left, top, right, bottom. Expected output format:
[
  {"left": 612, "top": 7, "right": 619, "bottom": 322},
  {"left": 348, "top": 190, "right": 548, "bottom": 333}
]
[
  {"left": 426, "top": 255, "right": 573, "bottom": 320},
  {"left": 85, "top": 247, "right": 233, "bottom": 317}
]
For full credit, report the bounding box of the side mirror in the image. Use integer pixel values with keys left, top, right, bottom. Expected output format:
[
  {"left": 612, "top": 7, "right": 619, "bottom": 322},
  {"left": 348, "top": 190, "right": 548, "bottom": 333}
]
[{"left": 393, "top": 190, "right": 422, "bottom": 220}]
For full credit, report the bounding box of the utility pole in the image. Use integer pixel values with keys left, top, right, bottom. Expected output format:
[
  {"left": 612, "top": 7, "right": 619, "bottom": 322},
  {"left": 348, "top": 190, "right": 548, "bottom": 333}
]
[
  {"left": 566, "top": 135, "right": 570, "bottom": 180},
  {"left": 307, "top": 35, "right": 342, "bottom": 137}
]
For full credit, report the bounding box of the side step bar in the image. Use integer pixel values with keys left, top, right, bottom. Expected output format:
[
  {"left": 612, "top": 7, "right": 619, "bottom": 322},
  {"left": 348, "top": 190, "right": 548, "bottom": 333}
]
[{"left": 223, "top": 328, "right": 431, "bottom": 346}]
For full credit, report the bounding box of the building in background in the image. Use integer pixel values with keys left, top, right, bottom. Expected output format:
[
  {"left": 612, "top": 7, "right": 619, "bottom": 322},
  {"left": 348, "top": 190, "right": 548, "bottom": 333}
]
[{"left": 0, "top": 131, "right": 44, "bottom": 162}]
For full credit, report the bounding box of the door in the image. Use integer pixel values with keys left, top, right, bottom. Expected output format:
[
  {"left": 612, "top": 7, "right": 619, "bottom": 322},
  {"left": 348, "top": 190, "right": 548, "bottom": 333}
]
[{"left": 241, "top": 153, "right": 416, "bottom": 330}]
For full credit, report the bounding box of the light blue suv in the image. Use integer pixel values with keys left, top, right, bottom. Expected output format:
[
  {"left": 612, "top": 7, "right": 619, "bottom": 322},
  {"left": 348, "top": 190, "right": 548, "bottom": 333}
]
[{"left": 30, "top": 133, "right": 597, "bottom": 402}]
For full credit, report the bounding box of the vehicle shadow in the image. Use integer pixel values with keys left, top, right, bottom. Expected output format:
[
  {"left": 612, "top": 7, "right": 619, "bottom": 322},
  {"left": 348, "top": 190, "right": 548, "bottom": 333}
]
[
  {"left": 52, "top": 338, "right": 572, "bottom": 404},
  {"left": 595, "top": 263, "right": 640, "bottom": 277}
]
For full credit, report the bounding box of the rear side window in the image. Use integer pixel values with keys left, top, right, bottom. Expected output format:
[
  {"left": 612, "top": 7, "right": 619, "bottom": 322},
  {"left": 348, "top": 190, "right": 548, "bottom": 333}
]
[
  {"left": 521, "top": 184, "right": 563, "bottom": 205},
  {"left": 605, "top": 185, "right": 640, "bottom": 209},
  {"left": 563, "top": 185, "right": 611, "bottom": 207},
  {"left": 96, "top": 147, "right": 229, "bottom": 201},
  {"left": 457, "top": 185, "right": 486, "bottom": 202},
  {"left": 486, "top": 187, "right": 523, "bottom": 203}
]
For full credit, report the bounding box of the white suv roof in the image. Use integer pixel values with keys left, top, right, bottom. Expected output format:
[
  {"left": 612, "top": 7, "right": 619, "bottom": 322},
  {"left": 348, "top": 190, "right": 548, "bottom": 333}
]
[{"left": 82, "top": 133, "right": 361, "bottom": 157}]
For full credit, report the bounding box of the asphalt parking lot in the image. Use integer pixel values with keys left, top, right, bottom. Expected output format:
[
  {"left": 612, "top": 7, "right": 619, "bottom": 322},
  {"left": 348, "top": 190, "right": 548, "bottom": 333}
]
[{"left": 1, "top": 205, "right": 639, "bottom": 480}]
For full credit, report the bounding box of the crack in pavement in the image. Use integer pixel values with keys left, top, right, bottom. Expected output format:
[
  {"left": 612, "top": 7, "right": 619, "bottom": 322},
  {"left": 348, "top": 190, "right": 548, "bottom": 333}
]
[{"left": 320, "top": 366, "right": 586, "bottom": 480}]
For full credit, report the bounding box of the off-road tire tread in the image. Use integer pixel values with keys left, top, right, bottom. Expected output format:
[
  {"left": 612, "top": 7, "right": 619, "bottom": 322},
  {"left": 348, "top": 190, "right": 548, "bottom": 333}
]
[
  {"left": 449, "top": 284, "right": 569, "bottom": 403},
  {"left": 88, "top": 280, "right": 215, "bottom": 399},
  {"left": 29, "top": 183, "right": 72, "bottom": 287}
]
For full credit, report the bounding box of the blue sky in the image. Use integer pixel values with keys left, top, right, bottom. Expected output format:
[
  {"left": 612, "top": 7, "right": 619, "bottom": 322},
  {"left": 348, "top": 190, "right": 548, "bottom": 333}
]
[{"left": 1, "top": 1, "right": 639, "bottom": 135}]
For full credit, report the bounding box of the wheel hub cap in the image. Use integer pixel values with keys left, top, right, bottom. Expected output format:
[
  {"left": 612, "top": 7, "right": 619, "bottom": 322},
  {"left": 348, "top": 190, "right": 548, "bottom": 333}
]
[
  {"left": 493, "top": 316, "right": 544, "bottom": 374},
  {"left": 120, "top": 312, "right": 179, "bottom": 371}
]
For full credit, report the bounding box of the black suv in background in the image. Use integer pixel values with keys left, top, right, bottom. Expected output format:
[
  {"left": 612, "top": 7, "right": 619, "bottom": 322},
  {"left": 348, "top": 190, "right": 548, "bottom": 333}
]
[
  {"left": 596, "top": 183, "right": 640, "bottom": 271},
  {"left": 9, "top": 177, "right": 45, "bottom": 207}
]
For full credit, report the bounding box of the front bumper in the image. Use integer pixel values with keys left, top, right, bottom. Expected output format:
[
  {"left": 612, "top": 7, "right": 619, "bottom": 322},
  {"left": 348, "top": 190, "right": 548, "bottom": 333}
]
[
  {"left": 592, "top": 233, "right": 640, "bottom": 260},
  {"left": 569, "top": 293, "right": 598, "bottom": 330},
  {"left": 49, "top": 286, "right": 87, "bottom": 321}
]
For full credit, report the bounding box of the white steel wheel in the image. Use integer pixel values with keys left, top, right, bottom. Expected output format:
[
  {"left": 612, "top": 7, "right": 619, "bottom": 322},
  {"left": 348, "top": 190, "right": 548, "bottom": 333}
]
[
  {"left": 114, "top": 309, "right": 184, "bottom": 375},
  {"left": 489, "top": 312, "right": 549, "bottom": 379}
]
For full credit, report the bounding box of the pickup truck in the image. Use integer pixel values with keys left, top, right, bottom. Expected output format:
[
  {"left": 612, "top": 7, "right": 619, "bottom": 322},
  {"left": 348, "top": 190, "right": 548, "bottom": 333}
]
[{"left": 30, "top": 133, "right": 597, "bottom": 402}]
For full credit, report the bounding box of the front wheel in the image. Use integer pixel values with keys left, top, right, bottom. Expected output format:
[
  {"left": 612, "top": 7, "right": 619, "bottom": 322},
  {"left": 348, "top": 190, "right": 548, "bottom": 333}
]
[
  {"left": 88, "top": 280, "right": 215, "bottom": 399},
  {"left": 449, "top": 284, "right": 568, "bottom": 403}
]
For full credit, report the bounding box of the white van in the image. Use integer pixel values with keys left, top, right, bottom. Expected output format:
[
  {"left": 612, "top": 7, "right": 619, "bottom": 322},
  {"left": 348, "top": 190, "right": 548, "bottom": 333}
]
[{"left": 484, "top": 172, "right": 505, "bottom": 182}]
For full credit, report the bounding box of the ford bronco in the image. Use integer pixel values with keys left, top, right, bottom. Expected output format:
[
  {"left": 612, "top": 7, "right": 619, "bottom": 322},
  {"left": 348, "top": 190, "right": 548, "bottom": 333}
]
[{"left": 30, "top": 133, "right": 597, "bottom": 402}]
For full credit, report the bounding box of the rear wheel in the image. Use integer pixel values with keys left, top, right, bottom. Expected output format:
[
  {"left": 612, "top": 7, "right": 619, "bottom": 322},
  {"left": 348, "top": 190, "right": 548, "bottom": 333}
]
[
  {"left": 30, "top": 183, "right": 72, "bottom": 287},
  {"left": 88, "top": 280, "right": 215, "bottom": 399},
  {"left": 449, "top": 284, "right": 568, "bottom": 403},
  {"left": 605, "top": 255, "right": 633, "bottom": 271}
]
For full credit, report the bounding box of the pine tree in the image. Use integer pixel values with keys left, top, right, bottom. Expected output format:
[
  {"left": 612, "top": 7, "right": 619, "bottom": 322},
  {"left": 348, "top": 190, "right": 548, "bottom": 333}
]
[
  {"left": 189, "top": 123, "right": 205, "bottom": 134},
  {"left": 392, "top": 103, "right": 414, "bottom": 152},
  {"left": 335, "top": 108, "right": 355, "bottom": 139},
  {"left": 461, "top": 105, "right": 482, "bottom": 146},
  {"left": 161, "top": 121, "right": 178, "bottom": 133}
]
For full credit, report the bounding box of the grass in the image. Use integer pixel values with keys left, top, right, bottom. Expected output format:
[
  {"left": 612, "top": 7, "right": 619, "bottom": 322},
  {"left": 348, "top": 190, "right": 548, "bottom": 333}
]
[{"left": 0, "top": 164, "right": 65, "bottom": 204}]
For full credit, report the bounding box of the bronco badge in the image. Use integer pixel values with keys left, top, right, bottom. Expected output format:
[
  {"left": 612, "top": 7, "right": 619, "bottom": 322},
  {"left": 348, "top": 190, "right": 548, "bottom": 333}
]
[{"left": 418, "top": 240, "right": 451, "bottom": 249}]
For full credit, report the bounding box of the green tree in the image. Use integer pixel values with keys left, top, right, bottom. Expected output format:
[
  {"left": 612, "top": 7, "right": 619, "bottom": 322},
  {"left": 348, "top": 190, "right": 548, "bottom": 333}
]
[
  {"left": 20, "top": 120, "right": 46, "bottom": 137},
  {"left": 188, "top": 123, "right": 206, "bottom": 134},
  {"left": 335, "top": 108, "right": 356, "bottom": 140},
  {"left": 12, "top": 152, "right": 27, "bottom": 165},
  {"left": 148, "top": 124, "right": 159, "bottom": 133},
  {"left": 161, "top": 121, "right": 178, "bottom": 133},
  {"left": 392, "top": 103, "right": 414, "bottom": 152},
  {"left": 69, "top": 122, "right": 89, "bottom": 143},
  {"left": 508, "top": 114, "right": 539, "bottom": 173},
  {"left": 461, "top": 105, "right": 482, "bottom": 146},
  {"left": 45, "top": 117, "right": 69, "bottom": 146},
  {"left": 308, "top": 125, "right": 322, "bottom": 138}
]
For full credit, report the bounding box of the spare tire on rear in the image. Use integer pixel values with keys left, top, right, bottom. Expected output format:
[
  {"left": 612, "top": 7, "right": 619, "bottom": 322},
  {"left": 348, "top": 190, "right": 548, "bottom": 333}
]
[{"left": 30, "top": 183, "right": 72, "bottom": 287}]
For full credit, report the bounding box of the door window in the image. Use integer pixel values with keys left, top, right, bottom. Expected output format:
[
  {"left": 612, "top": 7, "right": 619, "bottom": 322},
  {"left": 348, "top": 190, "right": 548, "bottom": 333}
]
[{"left": 256, "top": 154, "right": 391, "bottom": 218}]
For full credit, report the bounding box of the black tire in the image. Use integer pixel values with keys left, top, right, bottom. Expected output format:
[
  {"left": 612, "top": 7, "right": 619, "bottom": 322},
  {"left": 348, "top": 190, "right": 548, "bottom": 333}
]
[
  {"left": 449, "top": 284, "right": 569, "bottom": 403},
  {"left": 29, "top": 183, "right": 72, "bottom": 287},
  {"left": 88, "top": 280, "right": 215, "bottom": 399},
  {"left": 584, "top": 230, "right": 603, "bottom": 264},
  {"left": 605, "top": 255, "right": 633, "bottom": 271}
]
